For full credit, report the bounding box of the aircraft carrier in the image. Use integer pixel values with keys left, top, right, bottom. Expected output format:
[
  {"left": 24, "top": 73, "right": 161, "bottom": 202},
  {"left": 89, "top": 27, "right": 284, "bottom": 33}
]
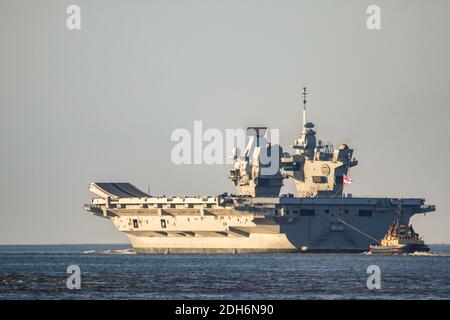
[{"left": 84, "top": 88, "right": 435, "bottom": 253}]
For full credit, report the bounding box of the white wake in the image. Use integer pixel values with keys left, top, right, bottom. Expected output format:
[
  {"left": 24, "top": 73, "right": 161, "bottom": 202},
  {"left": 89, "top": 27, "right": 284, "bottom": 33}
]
[{"left": 82, "top": 248, "right": 136, "bottom": 255}]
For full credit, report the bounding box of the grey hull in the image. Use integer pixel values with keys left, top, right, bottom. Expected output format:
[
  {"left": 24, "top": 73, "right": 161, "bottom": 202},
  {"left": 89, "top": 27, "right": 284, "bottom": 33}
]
[{"left": 85, "top": 183, "right": 435, "bottom": 254}]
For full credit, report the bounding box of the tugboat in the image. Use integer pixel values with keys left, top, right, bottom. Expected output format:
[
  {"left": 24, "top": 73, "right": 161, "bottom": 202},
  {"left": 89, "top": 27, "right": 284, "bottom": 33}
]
[{"left": 370, "top": 213, "right": 430, "bottom": 254}]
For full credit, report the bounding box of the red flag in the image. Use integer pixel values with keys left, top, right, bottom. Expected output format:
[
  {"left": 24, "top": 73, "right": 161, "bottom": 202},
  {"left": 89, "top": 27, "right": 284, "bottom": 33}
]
[{"left": 343, "top": 175, "right": 353, "bottom": 184}]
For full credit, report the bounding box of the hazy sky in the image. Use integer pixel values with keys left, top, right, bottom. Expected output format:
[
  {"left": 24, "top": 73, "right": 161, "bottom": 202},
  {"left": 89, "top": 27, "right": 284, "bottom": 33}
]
[{"left": 1, "top": 0, "right": 449, "bottom": 244}]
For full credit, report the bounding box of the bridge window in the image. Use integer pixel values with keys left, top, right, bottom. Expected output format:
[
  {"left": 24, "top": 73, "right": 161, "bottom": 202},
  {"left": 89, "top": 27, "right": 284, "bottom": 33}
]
[
  {"left": 160, "top": 219, "right": 167, "bottom": 228},
  {"left": 133, "top": 219, "right": 139, "bottom": 228},
  {"left": 359, "top": 210, "right": 372, "bottom": 217},
  {"left": 312, "top": 176, "right": 328, "bottom": 183},
  {"left": 300, "top": 209, "right": 315, "bottom": 216}
]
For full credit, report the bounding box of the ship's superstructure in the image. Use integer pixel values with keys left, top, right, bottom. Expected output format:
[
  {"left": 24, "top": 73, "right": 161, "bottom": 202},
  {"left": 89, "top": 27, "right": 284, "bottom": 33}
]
[
  {"left": 84, "top": 88, "right": 436, "bottom": 253},
  {"left": 228, "top": 127, "right": 284, "bottom": 197},
  {"left": 281, "top": 88, "right": 358, "bottom": 197}
]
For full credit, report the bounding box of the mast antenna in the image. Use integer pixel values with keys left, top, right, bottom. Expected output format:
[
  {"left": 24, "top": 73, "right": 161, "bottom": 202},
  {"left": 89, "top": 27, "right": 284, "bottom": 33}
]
[{"left": 302, "top": 86, "right": 307, "bottom": 129}]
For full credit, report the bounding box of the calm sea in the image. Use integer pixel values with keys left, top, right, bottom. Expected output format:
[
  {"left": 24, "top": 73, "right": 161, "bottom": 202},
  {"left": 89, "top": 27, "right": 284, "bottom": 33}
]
[{"left": 0, "top": 244, "right": 449, "bottom": 300}]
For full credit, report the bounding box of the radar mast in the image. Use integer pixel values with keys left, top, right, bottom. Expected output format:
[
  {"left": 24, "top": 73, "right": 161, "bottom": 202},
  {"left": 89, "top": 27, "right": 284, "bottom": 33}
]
[{"left": 302, "top": 86, "right": 307, "bottom": 131}]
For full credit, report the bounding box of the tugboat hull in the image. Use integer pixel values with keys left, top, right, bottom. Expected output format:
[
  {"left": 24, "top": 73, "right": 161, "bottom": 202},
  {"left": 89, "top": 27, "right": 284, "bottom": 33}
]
[{"left": 369, "top": 243, "right": 430, "bottom": 255}]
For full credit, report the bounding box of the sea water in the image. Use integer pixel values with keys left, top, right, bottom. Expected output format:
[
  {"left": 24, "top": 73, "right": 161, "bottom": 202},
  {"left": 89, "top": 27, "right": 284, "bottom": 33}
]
[{"left": 0, "top": 244, "right": 449, "bottom": 299}]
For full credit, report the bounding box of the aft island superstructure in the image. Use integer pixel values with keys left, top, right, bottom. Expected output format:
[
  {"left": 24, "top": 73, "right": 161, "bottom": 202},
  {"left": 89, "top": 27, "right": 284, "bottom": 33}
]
[{"left": 84, "top": 88, "right": 435, "bottom": 253}]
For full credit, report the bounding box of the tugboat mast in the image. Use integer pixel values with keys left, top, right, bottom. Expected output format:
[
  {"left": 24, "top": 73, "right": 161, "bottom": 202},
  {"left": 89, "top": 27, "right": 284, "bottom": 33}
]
[{"left": 398, "top": 197, "right": 404, "bottom": 224}]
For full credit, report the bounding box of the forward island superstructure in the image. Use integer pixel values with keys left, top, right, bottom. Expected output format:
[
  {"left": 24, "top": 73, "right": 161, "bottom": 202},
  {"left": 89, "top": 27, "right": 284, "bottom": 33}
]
[{"left": 84, "top": 88, "right": 435, "bottom": 253}]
